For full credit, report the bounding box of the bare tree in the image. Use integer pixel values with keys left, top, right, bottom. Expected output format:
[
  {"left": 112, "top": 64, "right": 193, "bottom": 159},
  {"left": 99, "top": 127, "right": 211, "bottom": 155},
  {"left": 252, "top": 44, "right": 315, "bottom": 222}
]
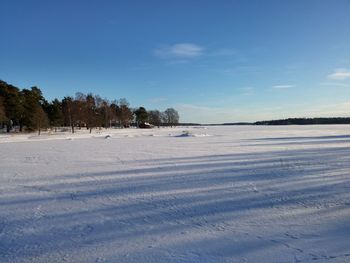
[
  {"left": 109, "top": 100, "right": 118, "bottom": 127},
  {"left": 0, "top": 79, "right": 182, "bottom": 134},
  {"left": 148, "top": 110, "right": 162, "bottom": 127},
  {"left": 62, "top": 96, "right": 77, "bottom": 133},
  {"left": 85, "top": 94, "right": 99, "bottom": 133},
  {"left": 163, "top": 108, "right": 179, "bottom": 126},
  {"left": 35, "top": 106, "right": 49, "bottom": 135},
  {"left": 100, "top": 99, "right": 111, "bottom": 128},
  {"left": 117, "top": 98, "right": 134, "bottom": 127}
]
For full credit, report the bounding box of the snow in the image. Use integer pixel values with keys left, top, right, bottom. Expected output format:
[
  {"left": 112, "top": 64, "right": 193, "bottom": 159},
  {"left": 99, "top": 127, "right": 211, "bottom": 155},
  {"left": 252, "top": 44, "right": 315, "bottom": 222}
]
[{"left": 1, "top": 125, "right": 350, "bottom": 262}]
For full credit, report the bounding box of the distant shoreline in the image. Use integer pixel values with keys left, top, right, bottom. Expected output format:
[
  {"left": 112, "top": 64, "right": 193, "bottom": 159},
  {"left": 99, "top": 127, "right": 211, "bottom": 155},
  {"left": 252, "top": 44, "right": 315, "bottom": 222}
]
[{"left": 216, "top": 117, "right": 350, "bottom": 126}]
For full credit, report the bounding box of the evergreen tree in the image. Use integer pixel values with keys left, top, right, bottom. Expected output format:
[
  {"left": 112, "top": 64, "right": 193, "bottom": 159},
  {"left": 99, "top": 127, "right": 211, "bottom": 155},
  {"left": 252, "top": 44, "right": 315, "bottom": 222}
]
[
  {"left": 135, "top": 107, "right": 148, "bottom": 126},
  {"left": 0, "top": 96, "right": 6, "bottom": 124},
  {"left": 0, "top": 80, "right": 23, "bottom": 132},
  {"left": 45, "top": 99, "right": 64, "bottom": 131},
  {"left": 0, "top": 79, "right": 181, "bottom": 133},
  {"left": 21, "top": 87, "right": 47, "bottom": 131}
]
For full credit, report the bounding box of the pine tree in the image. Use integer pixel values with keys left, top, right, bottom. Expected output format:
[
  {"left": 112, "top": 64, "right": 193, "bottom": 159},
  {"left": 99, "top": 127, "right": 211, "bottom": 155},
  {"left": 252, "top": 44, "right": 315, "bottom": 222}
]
[
  {"left": 21, "top": 87, "right": 47, "bottom": 131},
  {"left": 45, "top": 99, "right": 64, "bottom": 131},
  {"left": 0, "top": 80, "right": 23, "bottom": 132},
  {"left": 0, "top": 96, "right": 6, "bottom": 124},
  {"left": 135, "top": 107, "right": 148, "bottom": 126}
]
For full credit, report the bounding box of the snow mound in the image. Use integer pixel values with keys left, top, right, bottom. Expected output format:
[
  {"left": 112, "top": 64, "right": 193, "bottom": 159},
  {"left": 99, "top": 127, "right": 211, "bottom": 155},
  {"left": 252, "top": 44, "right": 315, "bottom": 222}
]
[
  {"left": 192, "top": 133, "right": 211, "bottom": 137},
  {"left": 175, "top": 131, "right": 211, "bottom": 137}
]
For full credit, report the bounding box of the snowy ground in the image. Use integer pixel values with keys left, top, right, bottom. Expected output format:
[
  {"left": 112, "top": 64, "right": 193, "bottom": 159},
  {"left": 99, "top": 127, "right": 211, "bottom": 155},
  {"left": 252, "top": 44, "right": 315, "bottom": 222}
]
[{"left": 1, "top": 125, "right": 350, "bottom": 263}]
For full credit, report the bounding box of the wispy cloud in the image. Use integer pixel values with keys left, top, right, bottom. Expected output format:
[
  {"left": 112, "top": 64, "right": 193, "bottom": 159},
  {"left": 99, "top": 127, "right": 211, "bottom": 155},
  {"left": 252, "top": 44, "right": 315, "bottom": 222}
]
[
  {"left": 272, "top": 85, "right": 294, "bottom": 90},
  {"left": 154, "top": 43, "right": 204, "bottom": 59},
  {"left": 328, "top": 69, "right": 350, "bottom": 80}
]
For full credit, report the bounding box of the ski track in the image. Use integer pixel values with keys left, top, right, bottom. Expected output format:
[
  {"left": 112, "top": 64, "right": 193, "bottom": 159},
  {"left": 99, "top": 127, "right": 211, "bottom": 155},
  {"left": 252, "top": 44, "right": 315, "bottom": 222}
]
[{"left": 1, "top": 125, "right": 350, "bottom": 262}]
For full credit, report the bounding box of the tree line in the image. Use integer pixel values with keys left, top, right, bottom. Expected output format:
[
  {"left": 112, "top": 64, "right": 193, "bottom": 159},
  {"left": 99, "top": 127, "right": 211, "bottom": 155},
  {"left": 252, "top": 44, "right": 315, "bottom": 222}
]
[
  {"left": 0, "top": 80, "right": 179, "bottom": 133},
  {"left": 254, "top": 117, "right": 350, "bottom": 125}
]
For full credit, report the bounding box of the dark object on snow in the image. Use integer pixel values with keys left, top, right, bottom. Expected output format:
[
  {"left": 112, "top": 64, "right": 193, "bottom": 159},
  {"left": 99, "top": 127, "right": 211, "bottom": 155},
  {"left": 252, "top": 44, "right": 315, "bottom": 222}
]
[{"left": 139, "top": 122, "right": 153, "bottom": 129}]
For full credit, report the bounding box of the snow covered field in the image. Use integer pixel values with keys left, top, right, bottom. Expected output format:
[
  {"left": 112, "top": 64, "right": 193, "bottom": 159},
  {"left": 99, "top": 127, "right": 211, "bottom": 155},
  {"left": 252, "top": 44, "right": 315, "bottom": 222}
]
[{"left": 1, "top": 125, "right": 350, "bottom": 263}]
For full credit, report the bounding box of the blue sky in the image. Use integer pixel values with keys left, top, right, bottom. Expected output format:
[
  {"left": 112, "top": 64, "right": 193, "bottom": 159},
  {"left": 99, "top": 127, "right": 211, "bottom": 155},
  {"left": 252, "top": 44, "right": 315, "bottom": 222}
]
[{"left": 1, "top": 0, "right": 350, "bottom": 123}]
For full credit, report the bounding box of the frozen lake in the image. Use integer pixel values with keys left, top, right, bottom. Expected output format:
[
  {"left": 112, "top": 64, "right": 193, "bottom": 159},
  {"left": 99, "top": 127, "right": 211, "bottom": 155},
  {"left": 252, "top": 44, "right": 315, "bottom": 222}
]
[{"left": 1, "top": 125, "right": 350, "bottom": 262}]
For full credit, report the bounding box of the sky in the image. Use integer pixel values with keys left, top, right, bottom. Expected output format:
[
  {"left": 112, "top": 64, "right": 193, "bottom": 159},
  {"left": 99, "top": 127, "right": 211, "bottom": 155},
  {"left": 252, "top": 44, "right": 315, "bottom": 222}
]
[{"left": 1, "top": 0, "right": 350, "bottom": 123}]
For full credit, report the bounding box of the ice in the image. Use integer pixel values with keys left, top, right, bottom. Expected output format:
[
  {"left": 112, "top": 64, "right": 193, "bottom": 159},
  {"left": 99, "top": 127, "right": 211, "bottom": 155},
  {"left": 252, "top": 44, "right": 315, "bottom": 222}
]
[{"left": 1, "top": 125, "right": 350, "bottom": 262}]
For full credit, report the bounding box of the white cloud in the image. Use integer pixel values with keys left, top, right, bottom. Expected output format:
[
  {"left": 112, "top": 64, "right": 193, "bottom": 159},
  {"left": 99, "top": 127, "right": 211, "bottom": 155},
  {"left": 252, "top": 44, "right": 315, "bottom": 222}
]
[
  {"left": 328, "top": 69, "right": 350, "bottom": 80},
  {"left": 272, "top": 85, "right": 294, "bottom": 90},
  {"left": 154, "top": 43, "right": 204, "bottom": 59}
]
